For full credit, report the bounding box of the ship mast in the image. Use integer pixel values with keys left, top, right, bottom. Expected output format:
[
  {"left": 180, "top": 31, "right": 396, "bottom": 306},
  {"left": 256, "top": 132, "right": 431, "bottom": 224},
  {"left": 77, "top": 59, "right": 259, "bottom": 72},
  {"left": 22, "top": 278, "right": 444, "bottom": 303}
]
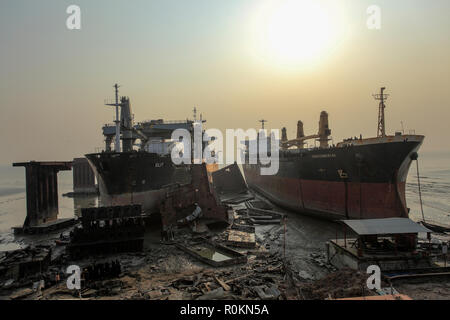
[
  {"left": 105, "top": 84, "right": 123, "bottom": 152},
  {"left": 373, "top": 87, "right": 389, "bottom": 137},
  {"left": 259, "top": 120, "right": 267, "bottom": 130},
  {"left": 193, "top": 106, "right": 197, "bottom": 122}
]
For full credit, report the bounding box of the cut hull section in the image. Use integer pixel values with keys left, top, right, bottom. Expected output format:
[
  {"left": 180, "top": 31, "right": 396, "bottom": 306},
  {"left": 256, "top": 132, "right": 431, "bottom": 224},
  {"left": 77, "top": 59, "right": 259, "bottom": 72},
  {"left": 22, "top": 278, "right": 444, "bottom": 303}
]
[
  {"left": 96, "top": 188, "right": 167, "bottom": 212},
  {"left": 86, "top": 152, "right": 192, "bottom": 212}
]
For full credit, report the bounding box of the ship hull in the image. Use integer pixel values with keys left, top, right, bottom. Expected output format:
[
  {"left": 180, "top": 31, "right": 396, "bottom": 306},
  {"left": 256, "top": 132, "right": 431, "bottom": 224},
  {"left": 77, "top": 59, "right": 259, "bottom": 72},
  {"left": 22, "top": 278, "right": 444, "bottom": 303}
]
[
  {"left": 243, "top": 135, "right": 424, "bottom": 220},
  {"left": 96, "top": 186, "right": 168, "bottom": 210},
  {"left": 85, "top": 152, "right": 192, "bottom": 212}
]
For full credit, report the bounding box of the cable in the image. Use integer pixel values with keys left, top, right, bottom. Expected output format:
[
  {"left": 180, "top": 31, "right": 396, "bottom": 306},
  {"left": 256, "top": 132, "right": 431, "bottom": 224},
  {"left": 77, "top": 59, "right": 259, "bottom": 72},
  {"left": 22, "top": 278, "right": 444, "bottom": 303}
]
[{"left": 416, "top": 159, "right": 425, "bottom": 222}]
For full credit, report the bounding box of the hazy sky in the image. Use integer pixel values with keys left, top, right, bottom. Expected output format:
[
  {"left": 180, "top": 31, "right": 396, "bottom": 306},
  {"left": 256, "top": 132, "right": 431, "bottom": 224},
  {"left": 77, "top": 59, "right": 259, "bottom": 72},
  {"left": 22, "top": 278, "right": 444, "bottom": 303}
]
[{"left": 1, "top": 0, "right": 449, "bottom": 164}]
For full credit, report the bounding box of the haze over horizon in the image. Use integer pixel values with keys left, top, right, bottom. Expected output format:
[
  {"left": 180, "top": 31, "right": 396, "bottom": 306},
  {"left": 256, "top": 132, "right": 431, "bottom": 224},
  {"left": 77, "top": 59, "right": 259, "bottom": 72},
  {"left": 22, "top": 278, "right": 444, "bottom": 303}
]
[{"left": 1, "top": 0, "right": 449, "bottom": 164}]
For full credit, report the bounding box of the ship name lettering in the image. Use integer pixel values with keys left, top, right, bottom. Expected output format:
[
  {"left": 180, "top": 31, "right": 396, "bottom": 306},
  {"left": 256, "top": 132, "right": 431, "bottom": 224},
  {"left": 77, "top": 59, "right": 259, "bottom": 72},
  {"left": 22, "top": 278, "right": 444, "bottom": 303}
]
[{"left": 312, "top": 154, "right": 336, "bottom": 159}]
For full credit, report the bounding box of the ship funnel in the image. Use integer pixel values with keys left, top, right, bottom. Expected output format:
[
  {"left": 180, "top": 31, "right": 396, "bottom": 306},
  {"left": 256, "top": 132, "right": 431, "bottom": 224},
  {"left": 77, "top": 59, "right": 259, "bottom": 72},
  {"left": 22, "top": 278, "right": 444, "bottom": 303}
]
[
  {"left": 281, "top": 127, "right": 288, "bottom": 142},
  {"left": 120, "top": 97, "right": 134, "bottom": 152},
  {"left": 297, "top": 121, "right": 305, "bottom": 139},
  {"left": 281, "top": 127, "right": 288, "bottom": 150},
  {"left": 318, "top": 111, "right": 331, "bottom": 148}
]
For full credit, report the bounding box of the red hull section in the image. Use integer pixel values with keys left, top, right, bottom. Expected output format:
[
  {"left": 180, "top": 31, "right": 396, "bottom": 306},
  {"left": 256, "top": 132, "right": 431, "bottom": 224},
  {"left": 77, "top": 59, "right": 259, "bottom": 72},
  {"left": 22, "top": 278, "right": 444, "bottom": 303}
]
[{"left": 244, "top": 169, "right": 408, "bottom": 220}]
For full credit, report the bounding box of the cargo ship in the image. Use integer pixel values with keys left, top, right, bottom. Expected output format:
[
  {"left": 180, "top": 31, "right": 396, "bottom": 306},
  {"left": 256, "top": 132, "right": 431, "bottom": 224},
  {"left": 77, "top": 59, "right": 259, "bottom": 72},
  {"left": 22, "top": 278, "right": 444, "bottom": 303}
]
[
  {"left": 85, "top": 84, "right": 204, "bottom": 212},
  {"left": 242, "top": 88, "right": 424, "bottom": 220}
]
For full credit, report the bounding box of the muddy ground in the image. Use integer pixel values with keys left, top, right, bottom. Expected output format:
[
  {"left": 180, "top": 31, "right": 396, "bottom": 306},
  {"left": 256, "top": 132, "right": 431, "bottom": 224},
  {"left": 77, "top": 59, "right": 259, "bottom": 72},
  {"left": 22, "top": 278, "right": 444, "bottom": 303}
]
[
  {"left": 1, "top": 192, "right": 450, "bottom": 300},
  {"left": 391, "top": 278, "right": 450, "bottom": 300}
]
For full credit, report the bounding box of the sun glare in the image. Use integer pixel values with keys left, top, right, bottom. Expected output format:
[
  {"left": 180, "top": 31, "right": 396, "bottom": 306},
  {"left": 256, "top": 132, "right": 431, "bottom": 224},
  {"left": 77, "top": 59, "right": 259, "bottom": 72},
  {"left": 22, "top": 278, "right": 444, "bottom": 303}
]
[{"left": 251, "top": 0, "right": 346, "bottom": 70}]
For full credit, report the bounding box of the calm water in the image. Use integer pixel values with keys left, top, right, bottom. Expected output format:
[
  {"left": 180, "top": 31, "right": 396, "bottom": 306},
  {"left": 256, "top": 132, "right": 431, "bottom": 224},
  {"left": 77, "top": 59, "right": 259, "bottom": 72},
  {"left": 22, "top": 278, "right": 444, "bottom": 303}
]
[
  {"left": 0, "top": 151, "right": 449, "bottom": 251},
  {"left": 0, "top": 166, "right": 98, "bottom": 251},
  {"left": 405, "top": 151, "right": 450, "bottom": 225}
]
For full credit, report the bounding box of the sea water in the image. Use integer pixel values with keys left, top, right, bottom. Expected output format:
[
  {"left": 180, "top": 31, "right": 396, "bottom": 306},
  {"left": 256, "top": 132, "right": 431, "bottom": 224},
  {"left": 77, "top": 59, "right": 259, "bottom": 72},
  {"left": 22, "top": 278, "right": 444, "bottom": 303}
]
[
  {"left": 406, "top": 151, "right": 450, "bottom": 226},
  {"left": 0, "top": 166, "right": 98, "bottom": 252}
]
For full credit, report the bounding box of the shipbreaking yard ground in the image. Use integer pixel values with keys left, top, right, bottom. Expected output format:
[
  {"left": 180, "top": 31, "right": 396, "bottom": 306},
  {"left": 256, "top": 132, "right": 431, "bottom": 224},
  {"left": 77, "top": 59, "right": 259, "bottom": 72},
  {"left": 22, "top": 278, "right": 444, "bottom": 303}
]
[{"left": 1, "top": 191, "right": 450, "bottom": 300}]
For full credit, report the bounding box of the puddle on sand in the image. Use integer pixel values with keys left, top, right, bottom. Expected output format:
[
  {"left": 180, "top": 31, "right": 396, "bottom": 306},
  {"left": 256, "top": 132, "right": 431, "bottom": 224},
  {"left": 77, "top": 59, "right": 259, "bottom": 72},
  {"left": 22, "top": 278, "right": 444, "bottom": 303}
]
[{"left": 194, "top": 247, "right": 233, "bottom": 262}]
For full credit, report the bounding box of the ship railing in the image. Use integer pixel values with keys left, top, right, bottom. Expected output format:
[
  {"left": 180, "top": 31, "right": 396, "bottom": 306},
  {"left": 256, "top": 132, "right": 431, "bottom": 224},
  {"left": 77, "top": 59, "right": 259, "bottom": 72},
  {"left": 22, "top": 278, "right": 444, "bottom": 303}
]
[{"left": 138, "top": 119, "right": 192, "bottom": 125}]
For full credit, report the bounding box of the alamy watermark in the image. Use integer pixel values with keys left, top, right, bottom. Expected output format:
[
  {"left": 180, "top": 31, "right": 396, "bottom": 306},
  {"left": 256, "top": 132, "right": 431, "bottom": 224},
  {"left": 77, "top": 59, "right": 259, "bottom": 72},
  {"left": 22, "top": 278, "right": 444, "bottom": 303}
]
[
  {"left": 66, "top": 265, "right": 81, "bottom": 290},
  {"left": 65, "top": 263, "right": 384, "bottom": 292},
  {"left": 66, "top": 5, "right": 81, "bottom": 30},
  {"left": 66, "top": 5, "right": 382, "bottom": 31},
  {"left": 170, "top": 125, "right": 280, "bottom": 176},
  {"left": 366, "top": 265, "right": 381, "bottom": 291},
  {"left": 367, "top": 5, "right": 382, "bottom": 30}
]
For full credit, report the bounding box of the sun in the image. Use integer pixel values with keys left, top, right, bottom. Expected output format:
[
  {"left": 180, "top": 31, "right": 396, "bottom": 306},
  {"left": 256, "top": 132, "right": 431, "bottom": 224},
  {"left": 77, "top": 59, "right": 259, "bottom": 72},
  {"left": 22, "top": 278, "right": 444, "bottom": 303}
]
[{"left": 251, "top": 0, "right": 345, "bottom": 70}]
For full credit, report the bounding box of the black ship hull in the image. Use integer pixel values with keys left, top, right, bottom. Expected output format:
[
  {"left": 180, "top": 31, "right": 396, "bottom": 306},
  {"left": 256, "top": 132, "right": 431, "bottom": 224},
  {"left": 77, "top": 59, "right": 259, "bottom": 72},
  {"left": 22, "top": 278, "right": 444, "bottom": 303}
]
[
  {"left": 243, "top": 135, "right": 424, "bottom": 220},
  {"left": 85, "top": 152, "right": 192, "bottom": 212}
]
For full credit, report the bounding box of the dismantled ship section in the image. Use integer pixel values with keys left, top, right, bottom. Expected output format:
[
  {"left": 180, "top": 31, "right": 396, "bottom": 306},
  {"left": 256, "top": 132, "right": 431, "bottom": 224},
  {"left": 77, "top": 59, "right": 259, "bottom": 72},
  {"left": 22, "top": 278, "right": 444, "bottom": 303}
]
[
  {"left": 86, "top": 152, "right": 191, "bottom": 211},
  {"left": 86, "top": 85, "right": 202, "bottom": 213}
]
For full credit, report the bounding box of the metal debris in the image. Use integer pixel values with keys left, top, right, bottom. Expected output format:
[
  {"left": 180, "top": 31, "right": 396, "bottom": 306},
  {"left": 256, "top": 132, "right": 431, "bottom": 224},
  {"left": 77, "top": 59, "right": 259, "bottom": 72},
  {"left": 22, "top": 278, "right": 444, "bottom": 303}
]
[
  {"left": 176, "top": 238, "right": 247, "bottom": 267},
  {"left": 0, "top": 246, "right": 51, "bottom": 281},
  {"left": 67, "top": 205, "right": 145, "bottom": 259},
  {"left": 254, "top": 284, "right": 281, "bottom": 300},
  {"left": 226, "top": 230, "right": 256, "bottom": 249}
]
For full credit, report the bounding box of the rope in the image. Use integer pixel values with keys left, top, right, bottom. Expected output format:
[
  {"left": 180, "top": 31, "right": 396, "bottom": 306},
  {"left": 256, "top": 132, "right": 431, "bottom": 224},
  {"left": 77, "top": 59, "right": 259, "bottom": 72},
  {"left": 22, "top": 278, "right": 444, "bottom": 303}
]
[{"left": 416, "top": 159, "right": 425, "bottom": 222}]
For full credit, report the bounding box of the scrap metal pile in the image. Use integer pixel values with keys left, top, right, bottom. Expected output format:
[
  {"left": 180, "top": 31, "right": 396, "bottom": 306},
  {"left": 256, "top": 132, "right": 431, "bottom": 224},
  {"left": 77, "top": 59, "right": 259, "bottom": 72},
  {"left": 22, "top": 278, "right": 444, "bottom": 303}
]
[
  {"left": 290, "top": 268, "right": 381, "bottom": 300},
  {"left": 159, "top": 163, "right": 229, "bottom": 237},
  {"left": 0, "top": 246, "right": 52, "bottom": 281},
  {"left": 67, "top": 205, "right": 145, "bottom": 259},
  {"left": 210, "top": 163, "right": 254, "bottom": 204}
]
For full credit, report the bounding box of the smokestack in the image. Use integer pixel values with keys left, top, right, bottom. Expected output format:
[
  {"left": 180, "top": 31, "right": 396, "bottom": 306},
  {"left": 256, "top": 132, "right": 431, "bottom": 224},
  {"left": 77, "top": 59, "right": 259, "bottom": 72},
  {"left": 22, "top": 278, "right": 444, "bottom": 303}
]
[
  {"left": 121, "top": 97, "right": 134, "bottom": 152},
  {"left": 318, "top": 111, "right": 331, "bottom": 148},
  {"left": 297, "top": 121, "right": 305, "bottom": 139},
  {"left": 281, "top": 127, "right": 288, "bottom": 142},
  {"left": 281, "top": 127, "right": 288, "bottom": 150}
]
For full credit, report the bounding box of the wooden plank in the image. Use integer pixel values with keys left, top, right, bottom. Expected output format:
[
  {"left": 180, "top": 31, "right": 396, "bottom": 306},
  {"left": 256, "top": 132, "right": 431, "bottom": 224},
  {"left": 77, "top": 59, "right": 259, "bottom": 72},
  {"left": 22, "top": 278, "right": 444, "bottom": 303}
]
[
  {"left": 224, "top": 274, "right": 251, "bottom": 284},
  {"left": 214, "top": 276, "right": 231, "bottom": 291}
]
